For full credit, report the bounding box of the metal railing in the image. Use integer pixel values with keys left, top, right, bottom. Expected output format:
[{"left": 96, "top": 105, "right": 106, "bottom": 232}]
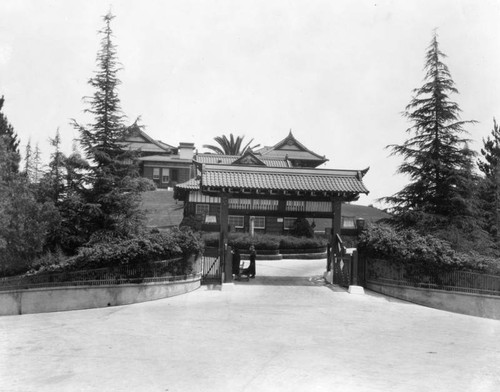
[
  {"left": 0, "top": 258, "right": 200, "bottom": 292},
  {"left": 366, "top": 258, "right": 500, "bottom": 296},
  {"left": 200, "top": 248, "right": 221, "bottom": 284}
]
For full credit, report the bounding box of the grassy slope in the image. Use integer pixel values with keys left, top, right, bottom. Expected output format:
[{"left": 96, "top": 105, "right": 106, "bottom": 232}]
[{"left": 140, "top": 190, "right": 184, "bottom": 228}]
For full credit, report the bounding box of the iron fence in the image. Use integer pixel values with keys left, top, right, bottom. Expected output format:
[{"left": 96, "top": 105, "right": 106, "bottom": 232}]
[
  {"left": 366, "top": 258, "right": 500, "bottom": 296},
  {"left": 0, "top": 258, "right": 201, "bottom": 291}
]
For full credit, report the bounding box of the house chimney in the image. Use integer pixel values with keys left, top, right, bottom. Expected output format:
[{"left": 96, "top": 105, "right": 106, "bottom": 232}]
[{"left": 178, "top": 142, "right": 195, "bottom": 160}]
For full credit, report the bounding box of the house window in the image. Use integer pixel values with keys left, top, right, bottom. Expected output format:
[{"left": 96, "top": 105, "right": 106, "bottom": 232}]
[
  {"left": 283, "top": 217, "right": 296, "bottom": 230},
  {"left": 342, "top": 217, "right": 356, "bottom": 229},
  {"left": 204, "top": 215, "right": 217, "bottom": 224},
  {"left": 228, "top": 215, "right": 244, "bottom": 229},
  {"left": 196, "top": 204, "right": 210, "bottom": 215},
  {"left": 152, "top": 168, "right": 160, "bottom": 180},
  {"left": 253, "top": 216, "right": 265, "bottom": 229},
  {"left": 162, "top": 169, "right": 170, "bottom": 183}
]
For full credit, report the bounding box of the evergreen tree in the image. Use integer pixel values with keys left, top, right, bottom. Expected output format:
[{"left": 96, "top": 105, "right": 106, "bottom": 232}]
[
  {"left": 37, "top": 129, "right": 66, "bottom": 204},
  {"left": 73, "top": 12, "right": 126, "bottom": 168},
  {"left": 72, "top": 12, "right": 147, "bottom": 240},
  {"left": 24, "top": 139, "right": 32, "bottom": 179},
  {"left": 0, "top": 95, "right": 21, "bottom": 180},
  {"left": 385, "top": 31, "right": 477, "bottom": 232},
  {"left": 32, "top": 142, "right": 42, "bottom": 183},
  {"left": 478, "top": 119, "right": 500, "bottom": 241},
  {"left": 0, "top": 133, "right": 58, "bottom": 274}
]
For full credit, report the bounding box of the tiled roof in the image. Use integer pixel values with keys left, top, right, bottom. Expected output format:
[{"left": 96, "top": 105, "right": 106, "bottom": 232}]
[
  {"left": 200, "top": 165, "right": 369, "bottom": 194},
  {"left": 255, "top": 131, "right": 328, "bottom": 164},
  {"left": 138, "top": 155, "right": 192, "bottom": 164},
  {"left": 175, "top": 178, "right": 200, "bottom": 190},
  {"left": 194, "top": 154, "right": 290, "bottom": 168},
  {"left": 259, "top": 149, "right": 326, "bottom": 161},
  {"left": 120, "top": 126, "right": 174, "bottom": 153}
]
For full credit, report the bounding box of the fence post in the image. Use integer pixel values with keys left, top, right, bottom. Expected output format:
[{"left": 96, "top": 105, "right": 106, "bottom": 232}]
[
  {"left": 219, "top": 193, "right": 229, "bottom": 284},
  {"left": 351, "top": 250, "right": 358, "bottom": 286}
]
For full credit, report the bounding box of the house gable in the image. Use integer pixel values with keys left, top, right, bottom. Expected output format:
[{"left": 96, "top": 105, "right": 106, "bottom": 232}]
[
  {"left": 120, "top": 125, "right": 174, "bottom": 156},
  {"left": 256, "top": 131, "right": 328, "bottom": 167},
  {"left": 231, "top": 151, "right": 266, "bottom": 166}
]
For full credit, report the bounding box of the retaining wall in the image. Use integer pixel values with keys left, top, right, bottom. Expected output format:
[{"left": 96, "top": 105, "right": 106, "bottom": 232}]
[
  {"left": 366, "top": 280, "right": 500, "bottom": 320},
  {"left": 0, "top": 275, "right": 201, "bottom": 316}
]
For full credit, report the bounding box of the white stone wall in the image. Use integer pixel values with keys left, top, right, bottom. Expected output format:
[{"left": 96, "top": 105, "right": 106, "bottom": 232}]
[{"left": 0, "top": 276, "right": 201, "bottom": 316}]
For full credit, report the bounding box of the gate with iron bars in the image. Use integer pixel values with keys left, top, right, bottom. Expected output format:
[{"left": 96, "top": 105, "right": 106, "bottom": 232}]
[
  {"left": 328, "top": 234, "right": 361, "bottom": 288},
  {"left": 200, "top": 248, "right": 222, "bottom": 285},
  {"left": 331, "top": 254, "right": 352, "bottom": 288}
]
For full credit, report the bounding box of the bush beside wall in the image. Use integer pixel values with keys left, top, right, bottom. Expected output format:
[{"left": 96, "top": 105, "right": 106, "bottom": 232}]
[
  {"left": 358, "top": 223, "right": 492, "bottom": 274},
  {"left": 27, "top": 228, "right": 204, "bottom": 276}
]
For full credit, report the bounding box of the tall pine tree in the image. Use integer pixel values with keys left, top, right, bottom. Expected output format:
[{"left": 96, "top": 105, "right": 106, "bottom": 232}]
[
  {"left": 72, "top": 12, "right": 147, "bottom": 240},
  {"left": 0, "top": 95, "right": 21, "bottom": 181},
  {"left": 385, "top": 31, "right": 477, "bottom": 233},
  {"left": 478, "top": 119, "right": 500, "bottom": 241}
]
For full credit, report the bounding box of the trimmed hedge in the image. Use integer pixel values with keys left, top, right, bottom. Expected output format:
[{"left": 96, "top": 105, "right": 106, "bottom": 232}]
[
  {"left": 202, "top": 233, "right": 327, "bottom": 252},
  {"left": 279, "top": 236, "right": 327, "bottom": 249}
]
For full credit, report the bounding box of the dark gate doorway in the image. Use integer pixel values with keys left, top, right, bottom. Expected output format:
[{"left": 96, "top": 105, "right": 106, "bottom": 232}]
[{"left": 200, "top": 248, "right": 222, "bottom": 284}]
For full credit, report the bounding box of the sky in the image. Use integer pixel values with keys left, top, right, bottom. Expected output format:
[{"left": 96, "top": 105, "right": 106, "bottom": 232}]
[{"left": 1, "top": 0, "right": 500, "bottom": 207}]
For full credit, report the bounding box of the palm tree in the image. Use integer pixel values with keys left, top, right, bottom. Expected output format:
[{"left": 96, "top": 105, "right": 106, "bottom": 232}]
[{"left": 203, "top": 134, "right": 260, "bottom": 155}]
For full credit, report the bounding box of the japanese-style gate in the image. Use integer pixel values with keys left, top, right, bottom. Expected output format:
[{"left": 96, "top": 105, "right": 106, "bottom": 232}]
[{"left": 196, "top": 164, "right": 369, "bottom": 286}]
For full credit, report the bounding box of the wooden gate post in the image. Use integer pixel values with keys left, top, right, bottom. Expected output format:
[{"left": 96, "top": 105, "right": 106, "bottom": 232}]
[
  {"left": 351, "top": 249, "right": 358, "bottom": 286},
  {"left": 331, "top": 199, "right": 342, "bottom": 256},
  {"left": 219, "top": 193, "right": 232, "bottom": 284}
]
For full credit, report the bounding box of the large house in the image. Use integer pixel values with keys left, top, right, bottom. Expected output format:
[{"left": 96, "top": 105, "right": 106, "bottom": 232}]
[
  {"left": 120, "top": 126, "right": 194, "bottom": 189},
  {"left": 123, "top": 129, "right": 384, "bottom": 235},
  {"left": 174, "top": 132, "right": 371, "bottom": 236}
]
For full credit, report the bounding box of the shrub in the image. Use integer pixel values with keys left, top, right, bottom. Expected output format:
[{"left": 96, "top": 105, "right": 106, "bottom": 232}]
[
  {"left": 169, "top": 227, "right": 205, "bottom": 259},
  {"left": 203, "top": 232, "right": 220, "bottom": 248},
  {"left": 231, "top": 234, "right": 280, "bottom": 251},
  {"left": 29, "top": 247, "right": 70, "bottom": 273},
  {"left": 279, "top": 236, "right": 327, "bottom": 249},
  {"left": 71, "top": 229, "right": 203, "bottom": 271},
  {"left": 289, "top": 217, "right": 314, "bottom": 238},
  {"left": 358, "top": 223, "right": 482, "bottom": 273}
]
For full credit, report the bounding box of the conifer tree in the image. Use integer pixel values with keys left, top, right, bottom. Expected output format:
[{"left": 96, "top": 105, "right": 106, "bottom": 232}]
[
  {"left": 0, "top": 124, "right": 56, "bottom": 274},
  {"left": 385, "top": 31, "right": 477, "bottom": 232},
  {"left": 72, "top": 12, "right": 147, "bottom": 239},
  {"left": 37, "top": 129, "right": 66, "bottom": 203},
  {"left": 478, "top": 119, "right": 500, "bottom": 241},
  {"left": 24, "top": 139, "right": 32, "bottom": 178},
  {"left": 32, "top": 142, "right": 42, "bottom": 183},
  {"left": 0, "top": 95, "right": 21, "bottom": 180}
]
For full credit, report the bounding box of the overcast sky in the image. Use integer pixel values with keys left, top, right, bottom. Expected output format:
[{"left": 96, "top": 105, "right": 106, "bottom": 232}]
[{"left": 1, "top": 0, "right": 500, "bottom": 206}]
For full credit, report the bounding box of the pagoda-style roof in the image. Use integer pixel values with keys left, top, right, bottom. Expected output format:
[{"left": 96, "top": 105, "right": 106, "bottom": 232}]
[
  {"left": 201, "top": 164, "right": 367, "bottom": 195},
  {"left": 175, "top": 164, "right": 369, "bottom": 201},
  {"left": 120, "top": 126, "right": 174, "bottom": 155},
  {"left": 255, "top": 131, "right": 328, "bottom": 167}
]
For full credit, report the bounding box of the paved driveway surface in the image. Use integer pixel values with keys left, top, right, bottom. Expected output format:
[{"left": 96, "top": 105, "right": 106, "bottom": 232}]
[{"left": 0, "top": 259, "right": 499, "bottom": 392}]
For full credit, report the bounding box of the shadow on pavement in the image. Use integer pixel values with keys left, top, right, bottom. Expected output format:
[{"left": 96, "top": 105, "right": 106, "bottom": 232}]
[{"left": 234, "top": 275, "right": 329, "bottom": 287}]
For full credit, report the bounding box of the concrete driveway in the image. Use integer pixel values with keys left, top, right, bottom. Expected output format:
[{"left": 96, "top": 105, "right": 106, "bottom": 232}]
[{"left": 0, "top": 259, "right": 499, "bottom": 392}]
